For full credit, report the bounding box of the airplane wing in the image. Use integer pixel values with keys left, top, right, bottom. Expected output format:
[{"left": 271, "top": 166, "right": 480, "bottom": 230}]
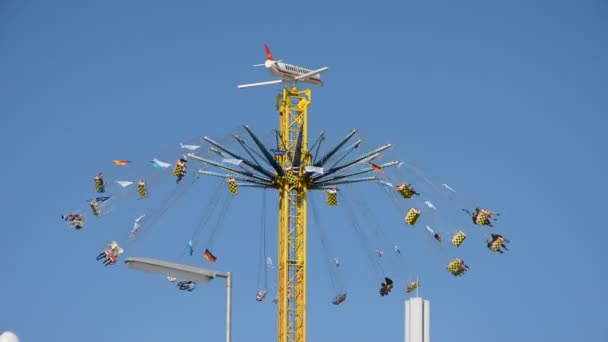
[
  {"left": 294, "top": 66, "right": 329, "bottom": 81},
  {"left": 238, "top": 79, "right": 284, "bottom": 89}
]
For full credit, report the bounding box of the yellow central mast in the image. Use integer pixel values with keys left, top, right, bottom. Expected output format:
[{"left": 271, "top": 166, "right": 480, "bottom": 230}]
[{"left": 276, "top": 86, "right": 311, "bottom": 342}]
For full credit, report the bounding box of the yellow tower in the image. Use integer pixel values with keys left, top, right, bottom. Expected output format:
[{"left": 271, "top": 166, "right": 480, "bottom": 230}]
[{"left": 276, "top": 86, "right": 311, "bottom": 342}]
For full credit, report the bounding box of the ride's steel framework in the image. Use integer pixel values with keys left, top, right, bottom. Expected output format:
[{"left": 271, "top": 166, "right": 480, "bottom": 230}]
[
  {"left": 189, "top": 86, "right": 393, "bottom": 342},
  {"left": 276, "top": 87, "right": 310, "bottom": 342}
]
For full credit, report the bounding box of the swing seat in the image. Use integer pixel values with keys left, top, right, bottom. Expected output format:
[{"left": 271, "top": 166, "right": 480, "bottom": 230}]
[
  {"left": 94, "top": 182, "right": 104, "bottom": 192},
  {"left": 227, "top": 178, "right": 238, "bottom": 195},
  {"left": 73, "top": 219, "right": 85, "bottom": 229},
  {"left": 405, "top": 208, "right": 420, "bottom": 225},
  {"left": 490, "top": 239, "right": 503, "bottom": 252},
  {"left": 173, "top": 164, "right": 185, "bottom": 177},
  {"left": 447, "top": 259, "right": 466, "bottom": 276},
  {"left": 256, "top": 290, "right": 268, "bottom": 302},
  {"left": 475, "top": 211, "right": 491, "bottom": 225},
  {"left": 396, "top": 183, "right": 415, "bottom": 199},
  {"left": 405, "top": 281, "right": 419, "bottom": 293},
  {"left": 326, "top": 189, "right": 337, "bottom": 206},
  {"left": 332, "top": 293, "right": 347, "bottom": 305},
  {"left": 451, "top": 231, "right": 467, "bottom": 247},
  {"left": 90, "top": 202, "right": 101, "bottom": 216},
  {"left": 286, "top": 169, "right": 296, "bottom": 184},
  {"left": 138, "top": 180, "right": 148, "bottom": 199}
]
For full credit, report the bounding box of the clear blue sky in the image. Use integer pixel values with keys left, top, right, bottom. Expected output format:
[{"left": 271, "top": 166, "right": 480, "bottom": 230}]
[{"left": 1, "top": 0, "right": 607, "bottom": 341}]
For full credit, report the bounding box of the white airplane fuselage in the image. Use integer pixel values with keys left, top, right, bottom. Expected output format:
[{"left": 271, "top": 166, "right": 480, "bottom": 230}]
[
  {"left": 267, "top": 61, "right": 323, "bottom": 86},
  {"left": 237, "top": 45, "right": 328, "bottom": 89}
]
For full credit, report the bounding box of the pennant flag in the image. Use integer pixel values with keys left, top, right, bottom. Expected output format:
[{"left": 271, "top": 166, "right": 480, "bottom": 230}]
[
  {"left": 379, "top": 180, "right": 393, "bottom": 187},
  {"left": 441, "top": 183, "right": 456, "bottom": 193},
  {"left": 271, "top": 149, "right": 287, "bottom": 156},
  {"left": 187, "top": 240, "right": 194, "bottom": 256},
  {"left": 369, "top": 162, "right": 383, "bottom": 173},
  {"left": 424, "top": 200, "right": 437, "bottom": 210},
  {"left": 113, "top": 160, "right": 131, "bottom": 166},
  {"left": 304, "top": 166, "right": 324, "bottom": 175},
  {"left": 222, "top": 158, "right": 243, "bottom": 166},
  {"left": 203, "top": 249, "right": 217, "bottom": 263},
  {"left": 180, "top": 143, "right": 200, "bottom": 151},
  {"left": 134, "top": 215, "right": 145, "bottom": 225},
  {"left": 130, "top": 215, "right": 145, "bottom": 237},
  {"left": 425, "top": 225, "right": 442, "bottom": 242},
  {"left": 115, "top": 180, "right": 134, "bottom": 188},
  {"left": 95, "top": 196, "right": 111, "bottom": 202},
  {"left": 151, "top": 158, "right": 171, "bottom": 168}
]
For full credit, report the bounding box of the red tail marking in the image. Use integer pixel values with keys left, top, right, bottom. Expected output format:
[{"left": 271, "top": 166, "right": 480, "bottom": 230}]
[{"left": 264, "top": 44, "right": 274, "bottom": 61}]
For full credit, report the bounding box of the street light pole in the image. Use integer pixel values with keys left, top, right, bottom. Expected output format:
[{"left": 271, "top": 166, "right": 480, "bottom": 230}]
[
  {"left": 226, "top": 272, "right": 232, "bottom": 342},
  {"left": 124, "top": 257, "right": 232, "bottom": 342},
  {"left": 211, "top": 270, "right": 232, "bottom": 342}
]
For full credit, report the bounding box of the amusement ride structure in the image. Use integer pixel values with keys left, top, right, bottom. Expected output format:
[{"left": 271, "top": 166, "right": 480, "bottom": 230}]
[
  {"left": 190, "top": 44, "right": 392, "bottom": 342},
  {"left": 63, "top": 44, "right": 507, "bottom": 342}
]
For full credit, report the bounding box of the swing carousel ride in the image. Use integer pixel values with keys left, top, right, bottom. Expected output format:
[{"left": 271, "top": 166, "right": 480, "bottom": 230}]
[{"left": 62, "top": 45, "right": 509, "bottom": 342}]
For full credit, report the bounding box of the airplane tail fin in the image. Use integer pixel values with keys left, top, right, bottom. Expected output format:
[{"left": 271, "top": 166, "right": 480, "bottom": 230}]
[{"left": 264, "top": 44, "right": 274, "bottom": 61}]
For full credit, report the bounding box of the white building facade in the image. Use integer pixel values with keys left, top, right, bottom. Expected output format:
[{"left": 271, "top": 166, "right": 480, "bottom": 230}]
[{"left": 405, "top": 297, "right": 430, "bottom": 342}]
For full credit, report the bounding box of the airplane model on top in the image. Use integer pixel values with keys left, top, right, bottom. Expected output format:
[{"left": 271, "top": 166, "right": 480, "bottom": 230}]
[{"left": 237, "top": 44, "right": 329, "bottom": 89}]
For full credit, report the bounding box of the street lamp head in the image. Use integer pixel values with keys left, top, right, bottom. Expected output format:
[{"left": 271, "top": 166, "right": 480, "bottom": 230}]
[{"left": 125, "top": 257, "right": 219, "bottom": 283}]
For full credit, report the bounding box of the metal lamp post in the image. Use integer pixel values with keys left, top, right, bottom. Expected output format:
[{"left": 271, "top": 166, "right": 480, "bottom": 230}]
[{"left": 124, "top": 257, "right": 232, "bottom": 342}]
